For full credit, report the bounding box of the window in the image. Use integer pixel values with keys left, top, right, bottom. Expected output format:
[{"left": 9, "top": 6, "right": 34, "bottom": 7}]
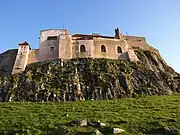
[
  {"left": 47, "top": 36, "right": 57, "bottom": 40},
  {"left": 117, "top": 46, "right": 122, "bottom": 53},
  {"left": 80, "top": 44, "right": 86, "bottom": 52},
  {"left": 50, "top": 47, "right": 54, "bottom": 52},
  {"left": 101, "top": 45, "right": 106, "bottom": 52}
]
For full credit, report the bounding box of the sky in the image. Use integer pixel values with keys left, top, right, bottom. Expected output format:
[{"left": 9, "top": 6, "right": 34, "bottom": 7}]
[{"left": 0, "top": 0, "right": 180, "bottom": 72}]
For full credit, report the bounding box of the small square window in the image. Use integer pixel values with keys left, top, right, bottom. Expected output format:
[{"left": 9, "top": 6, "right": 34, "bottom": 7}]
[
  {"left": 47, "top": 36, "right": 57, "bottom": 40},
  {"left": 50, "top": 47, "right": 54, "bottom": 52}
]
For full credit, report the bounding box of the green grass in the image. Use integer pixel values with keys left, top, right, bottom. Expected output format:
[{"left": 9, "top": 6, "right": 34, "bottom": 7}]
[{"left": 0, "top": 95, "right": 180, "bottom": 135}]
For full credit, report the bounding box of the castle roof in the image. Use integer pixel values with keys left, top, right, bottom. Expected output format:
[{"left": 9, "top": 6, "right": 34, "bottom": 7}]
[
  {"left": 18, "top": 42, "right": 30, "bottom": 46},
  {"left": 18, "top": 42, "right": 31, "bottom": 49},
  {"left": 72, "top": 34, "right": 115, "bottom": 40}
]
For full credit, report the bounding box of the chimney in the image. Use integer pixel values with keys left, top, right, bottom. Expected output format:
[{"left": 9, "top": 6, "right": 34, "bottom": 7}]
[{"left": 115, "top": 28, "right": 120, "bottom": 39}]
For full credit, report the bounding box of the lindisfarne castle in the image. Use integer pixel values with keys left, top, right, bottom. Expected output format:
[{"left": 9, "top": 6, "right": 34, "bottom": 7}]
[{"left": 0, "top": 28, "right": 158, "bottom": 75}]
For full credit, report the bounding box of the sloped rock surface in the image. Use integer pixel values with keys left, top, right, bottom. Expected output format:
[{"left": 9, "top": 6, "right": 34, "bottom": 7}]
[
  {"left": 0, "top": 49, "right": 17, "bottom": 76},
  {"left": 0, "top": 49, "right": 179, "bottom": 102}
]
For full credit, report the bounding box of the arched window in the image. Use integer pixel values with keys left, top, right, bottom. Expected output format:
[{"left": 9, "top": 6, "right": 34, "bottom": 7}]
[
  {"left": 80, "top": 44, "right": 86, "bottom": 52},
  {"left": 117, "top": 46, "right": 122, "bottom": 53},
  {"left": 101, "top": 45, "right": 106, "bottom": 52}
]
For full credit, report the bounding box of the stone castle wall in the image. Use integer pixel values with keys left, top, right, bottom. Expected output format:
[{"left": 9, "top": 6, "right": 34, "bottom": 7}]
[
  {"left": 58, "top": 33, "right": 72, "bottom": 59},
  {"left": 12, "top": 43, "right": 30, "bottom": 74},
  {"left": 37, "top": 29, "right": 155, "bottom": 62},
  {"left": 93, "top": 38, "right": 127, "bottom": 59},
  {"left": 39, "top": 30, "right": 65, "bottom": 62},
  {"left": 125, "top": 36, "right": 147, "bottom": 49},
  {"left": 72, "top": 39, "right": 94, "bottom": 58},
  {"left": 27, "top": 49, "right": 39, "bottom": 64},
  {"left": 0, "top": 28, "right": 158, "bottom": 75}
]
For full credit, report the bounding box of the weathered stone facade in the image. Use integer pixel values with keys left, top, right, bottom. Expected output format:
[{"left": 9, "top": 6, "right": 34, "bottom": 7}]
[
  {"left": 12, "top": 42, "right": 30, "bottom": 74},
  {"left": 9, "top": 28, "right": 157, "bottom": 74}
]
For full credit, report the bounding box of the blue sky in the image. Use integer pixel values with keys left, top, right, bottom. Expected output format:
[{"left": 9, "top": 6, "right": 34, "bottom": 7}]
[{"left": 0, "top": 0, "right": 180, "bottom": 72}]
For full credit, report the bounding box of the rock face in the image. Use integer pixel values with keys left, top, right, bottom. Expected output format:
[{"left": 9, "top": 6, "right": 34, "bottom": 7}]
[
  {"left": 113, "top": 128, "right": 125, "bottom": 134},
  {"left": 0, "top": 49, "right": 179, "bottom": 102},
  {"left": 0, "top": 49, "right": 17, "bottom": 76}
]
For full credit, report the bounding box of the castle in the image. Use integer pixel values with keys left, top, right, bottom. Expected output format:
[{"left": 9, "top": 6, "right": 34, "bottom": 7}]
[{"left": 11, "top": 28, "right": 157, "bottom": 74}]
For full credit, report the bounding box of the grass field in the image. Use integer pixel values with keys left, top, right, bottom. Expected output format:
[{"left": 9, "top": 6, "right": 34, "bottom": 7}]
[{"left": 0, "top": 94, "right": 180, "bottom": 135}]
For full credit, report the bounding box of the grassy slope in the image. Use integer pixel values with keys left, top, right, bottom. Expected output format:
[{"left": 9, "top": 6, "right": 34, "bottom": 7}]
[{"left": 0, "top": 95, "right": 180, "bottom": 135}]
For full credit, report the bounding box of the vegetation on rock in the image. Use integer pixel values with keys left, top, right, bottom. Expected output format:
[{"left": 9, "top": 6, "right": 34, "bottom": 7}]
[{"left": 0, "top": 49, "right": 179, "bottom": 102}]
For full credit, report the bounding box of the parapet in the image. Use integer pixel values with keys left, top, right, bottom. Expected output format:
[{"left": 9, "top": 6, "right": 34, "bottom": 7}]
[{"left": 40, "top": 29, "right": 70, "bottom": 35}]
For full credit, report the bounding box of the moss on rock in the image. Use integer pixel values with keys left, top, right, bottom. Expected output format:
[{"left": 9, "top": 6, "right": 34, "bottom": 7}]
[{"left": 0, "top": 49, "right": 179, "bottom": 102}]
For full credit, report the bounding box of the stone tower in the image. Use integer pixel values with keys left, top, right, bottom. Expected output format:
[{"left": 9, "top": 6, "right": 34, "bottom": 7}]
[
  {"left": 12, "top": 42, "right": 30, "bottom": 74},
  {"left": 38, "top": 29, "right": 72, "bottom": 62}
]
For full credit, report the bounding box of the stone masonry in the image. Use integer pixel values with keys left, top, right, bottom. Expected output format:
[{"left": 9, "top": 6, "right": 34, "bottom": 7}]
[{"left": 10, "top": 28, "right": 158, "bottom": 74}]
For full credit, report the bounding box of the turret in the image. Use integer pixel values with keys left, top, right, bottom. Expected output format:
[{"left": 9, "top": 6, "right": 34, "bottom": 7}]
[{"left": 12, "top": 42, "right": 30, "bottom": 74}]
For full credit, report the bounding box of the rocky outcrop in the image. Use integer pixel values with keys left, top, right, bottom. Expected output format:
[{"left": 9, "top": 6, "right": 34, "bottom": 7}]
[
  {"left": 0, "top": 49, "right": 17, "bottom": 76},
  {"left": 0, "top": 49, "right": 179, "bottom": 102}
]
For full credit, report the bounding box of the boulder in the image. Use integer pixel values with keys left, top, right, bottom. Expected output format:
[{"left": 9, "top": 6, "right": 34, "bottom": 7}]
[
  {"left": 94, "top": 129, "right": 103, "bottom": 135},
  {"left": 113, "top": 128, "right": 125, "bottom": 134},
  {"left": 88, "top": 120, "right": 106, "bottom": 127},
  {"left": 70, "top": 119, "right": 87, "bottom": 127},
  {"left": 163, "top": 127, "right": 178, "bottom": 134},
  {"left": 99, "top": 122, "right": 106, "bottom": 127},
  {"left": 79, "top": 119, "right": 88, "bottom": 127}
]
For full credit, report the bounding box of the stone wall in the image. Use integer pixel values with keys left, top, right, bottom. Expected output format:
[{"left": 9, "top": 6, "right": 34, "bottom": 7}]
[
  {"left": 0, "top": 29, "right": 159, "bottom": 76},
  {"left": 35, "top": 29, "right": 151, "bottom": 62},
  {"left": 125, "top": 36, "right": 147, "bottom": 49},
  {"left": 72, "top": 40, "right": 94, "bottom": 58},
  {"left": 12, "top": 44, "right": 30, "bottom": 74},
  {"left": 39, "top": 29, "right": 66, "bottom": 62},
  {"left": 93, "top": 38, "right": 128, "bottom": 59},
  {"left": 63, "top": 35, "right": 72, "bottom": 59},
  {"left": 58, "top": 34, "right": 72, "bottom": 59},
  {"left": 27, "top": 49, "right": 39, "bottom": 64},
  {"left": 127, "top": 49, "right": 139, "bottom": 62}
]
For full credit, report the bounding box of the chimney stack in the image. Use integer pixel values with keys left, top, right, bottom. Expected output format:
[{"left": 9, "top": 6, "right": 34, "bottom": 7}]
[{"left": 115, "top": 28, "right": 121, "bottom": 39}]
